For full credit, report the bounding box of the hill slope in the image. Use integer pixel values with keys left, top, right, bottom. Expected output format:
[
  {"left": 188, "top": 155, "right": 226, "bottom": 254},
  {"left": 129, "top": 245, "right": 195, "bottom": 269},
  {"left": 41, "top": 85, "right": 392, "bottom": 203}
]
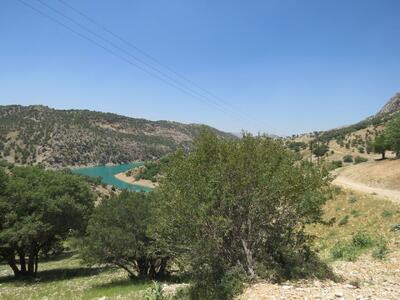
[
  {"left": 286, "top": 92, "right": 400, "bottom": 162},
  {"left": 0, "top": 105, "right": 234, "bottom": 168}
]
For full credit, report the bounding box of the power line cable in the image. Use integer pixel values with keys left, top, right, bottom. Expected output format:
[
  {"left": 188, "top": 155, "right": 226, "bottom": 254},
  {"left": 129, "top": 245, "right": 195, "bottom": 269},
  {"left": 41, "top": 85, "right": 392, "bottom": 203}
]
[
  {"left": 56, "top": 0, "right": 270, "bottom": 129},
  {"left": 18, "top": 0, "right": 268, "bottom": 130},
  {"left": 17, "top": 0, "right": 238, "bottom": 120}
]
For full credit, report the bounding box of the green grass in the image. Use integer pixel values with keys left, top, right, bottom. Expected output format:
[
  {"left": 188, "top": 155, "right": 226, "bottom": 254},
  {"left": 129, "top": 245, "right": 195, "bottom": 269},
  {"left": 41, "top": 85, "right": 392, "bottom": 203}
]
[
  {"left": 0, "top": 252, "right": 152, "bottom": 300},
  {"left": 308, "top": 189, "right": 400, "bottom": 261}
]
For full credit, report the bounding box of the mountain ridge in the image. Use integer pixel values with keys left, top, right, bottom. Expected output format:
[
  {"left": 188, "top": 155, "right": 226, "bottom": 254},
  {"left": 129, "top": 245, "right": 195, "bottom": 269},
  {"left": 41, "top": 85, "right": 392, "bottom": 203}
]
[{"left": 0, "top": 104, "right": 235, "bottom": 168}]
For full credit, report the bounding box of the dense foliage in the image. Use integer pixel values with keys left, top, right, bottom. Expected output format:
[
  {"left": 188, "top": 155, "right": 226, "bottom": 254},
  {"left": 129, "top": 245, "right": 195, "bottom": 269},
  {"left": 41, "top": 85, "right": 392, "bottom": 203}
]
[
  {"left": 386, "top": 114, "right": 400, "bottom": 157},
  {"left": 154, "top": 131, "right": 331, "bottom": 299},
  {"left": 81, "top": 191, "right": 169, "bottom": 279},
  {"left": 134, "top": 156, "right": 170, "bottom": 182},
  {"left": 0, "top": 166, "right": 94, "bottom": 277},
  {"left": 373, "top": 134, "right": 389, "bottom": 159}
]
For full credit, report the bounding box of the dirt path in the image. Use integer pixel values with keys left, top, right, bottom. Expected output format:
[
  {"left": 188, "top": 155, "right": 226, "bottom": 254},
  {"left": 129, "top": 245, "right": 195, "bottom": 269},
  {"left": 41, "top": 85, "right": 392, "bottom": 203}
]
[{"left": 333, "top": 176, "right": 400, "bottom": 204}]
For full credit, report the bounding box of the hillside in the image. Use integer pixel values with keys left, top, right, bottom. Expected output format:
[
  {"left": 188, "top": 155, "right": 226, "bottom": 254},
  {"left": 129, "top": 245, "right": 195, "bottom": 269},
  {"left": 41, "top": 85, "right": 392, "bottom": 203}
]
[
  {"left": 0, "top": 105, "right": 235, "bottom": 168},
  {"left": 285, "top": 92, "right": 400, "bottom": 162}
]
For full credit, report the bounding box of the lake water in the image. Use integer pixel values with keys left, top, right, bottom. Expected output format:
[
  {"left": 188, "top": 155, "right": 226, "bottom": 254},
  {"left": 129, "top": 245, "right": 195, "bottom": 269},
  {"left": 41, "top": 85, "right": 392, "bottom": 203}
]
[{"left": 72, "top": 163, "right": 152, "bottom": 192}]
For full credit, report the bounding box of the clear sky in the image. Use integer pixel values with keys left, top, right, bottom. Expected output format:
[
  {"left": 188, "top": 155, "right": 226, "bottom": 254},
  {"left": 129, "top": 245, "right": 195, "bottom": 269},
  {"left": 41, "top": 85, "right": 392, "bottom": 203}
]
[{"left": 1, "top": 0, "right": 399, "bottom": 136}]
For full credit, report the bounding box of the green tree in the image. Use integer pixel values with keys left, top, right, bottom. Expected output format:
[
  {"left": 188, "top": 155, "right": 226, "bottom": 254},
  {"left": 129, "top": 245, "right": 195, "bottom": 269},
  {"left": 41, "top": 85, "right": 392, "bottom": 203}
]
[
  {"left": 155, "top": 131, "right": 331, "bottom": 299},
  {"left": 81, "top": 191, "right": 169, "bottom": 279},
  {"left": 373, "top": 134, "right": 389, "bottom": 160},
  {"left": 311, "top": 141, "right": 329, "bottom": 164},
  {"left": 0, "top": 166, "right": 94, "bottom": 277},
  {"left": 386, "top": 114, "right": 400, "bottom": 158}
]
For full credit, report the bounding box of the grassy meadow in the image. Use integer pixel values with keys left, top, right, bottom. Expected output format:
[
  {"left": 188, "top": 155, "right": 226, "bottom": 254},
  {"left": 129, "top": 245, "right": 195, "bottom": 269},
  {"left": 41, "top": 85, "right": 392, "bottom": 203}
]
[
  {"left": 308, "top": 187, "right": 400, "bottom": 261},
  {"left": 0, "top": 252, "right": 153, "bottom": 300}
]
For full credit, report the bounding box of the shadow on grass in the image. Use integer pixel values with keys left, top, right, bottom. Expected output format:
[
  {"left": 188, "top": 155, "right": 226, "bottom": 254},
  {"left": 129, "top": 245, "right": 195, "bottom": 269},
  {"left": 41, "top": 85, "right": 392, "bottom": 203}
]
[
  {"left": 0, "top": 266, "right": 107, "bottom": 284},
  {"left": 39, "top": 251, "right": 76, "bottom": 263}
]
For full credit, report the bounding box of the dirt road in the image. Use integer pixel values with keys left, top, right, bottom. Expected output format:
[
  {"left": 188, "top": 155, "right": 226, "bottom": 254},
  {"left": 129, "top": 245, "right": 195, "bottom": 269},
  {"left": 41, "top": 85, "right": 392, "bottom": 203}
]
[{"left": 333, "top": 176, "right": 400, "bottom": 203}]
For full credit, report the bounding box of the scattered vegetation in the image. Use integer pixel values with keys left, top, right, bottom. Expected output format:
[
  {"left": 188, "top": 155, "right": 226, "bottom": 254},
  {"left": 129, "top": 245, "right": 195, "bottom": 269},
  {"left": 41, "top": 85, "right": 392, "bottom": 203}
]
[
  {"left": 343, "top": 155, "right": 354, "bottom": 163},
  {"left": 0, "top": 105, "right": 235, "bottom": 167},
  {"left": 354, "top": 156, "right": 368, "bottom": 164}
]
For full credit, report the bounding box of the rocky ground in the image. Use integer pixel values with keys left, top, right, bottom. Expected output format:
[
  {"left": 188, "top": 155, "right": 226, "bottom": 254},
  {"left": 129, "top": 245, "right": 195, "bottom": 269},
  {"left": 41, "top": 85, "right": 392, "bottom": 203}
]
[{"left": 238, "top": 251, "right": 400, "bottom": 300}]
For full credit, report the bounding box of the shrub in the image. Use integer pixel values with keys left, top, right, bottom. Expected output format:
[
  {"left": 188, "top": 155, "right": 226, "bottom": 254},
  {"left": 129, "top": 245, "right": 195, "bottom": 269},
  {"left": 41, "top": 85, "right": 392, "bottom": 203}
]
[
  {"left": 331, "top": 232, "right": 375, "bottom": 261},
  {"left": 331, "top": 242, "right": 358, "bottom": 261},
  {"left": 348, "top": 196, "right": 358, "bottom": 203},
  {"left": 343, "top": 155, "right": 353, "bottom": 163},
  {"left": 330, "top": 160, "right": 343, "bottom": 169},
  {"left": 81, "top": 191, "right": 169, "bottom": 280},
  {"left": 372, "top": 239, "right": 389, "bottom": 260},
  {"left": 338, "top": 215, "right": 350, "bottom": 226},
  {"left": 333, "top": 186, "right": 342, "bottom": 195},
  {"left": 354, "top": 156, "right": 368, "bottom": 164},
  {"left": 352, "top": 231, "right": 373, "bottom": 248},
  {"left": 382, "top": 209, "right": 394, "bottom": 218},
  {"left": 156, "top": 130, "right": 331, "bottom": 299}
]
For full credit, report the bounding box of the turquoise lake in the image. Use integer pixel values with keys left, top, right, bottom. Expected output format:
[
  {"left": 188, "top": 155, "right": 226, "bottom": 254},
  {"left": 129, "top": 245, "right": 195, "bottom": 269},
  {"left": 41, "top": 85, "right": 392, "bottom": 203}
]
[{"left": 72, "top": 163, "right": 152, "bottom": 192}]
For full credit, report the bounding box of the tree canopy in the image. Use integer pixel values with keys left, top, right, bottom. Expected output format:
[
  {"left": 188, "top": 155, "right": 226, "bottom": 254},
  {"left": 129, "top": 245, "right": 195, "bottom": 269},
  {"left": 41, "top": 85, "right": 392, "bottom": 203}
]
[
  {"left": 386, "top": 114, "right": 400, "bottom": 157},
  {"left": 155, "top": 131, "right": 331, "bottom": 298},
  {"left": 0, "top": 166, "right": 94, "bottom": 277},
  {"left": 373, "top": 134, "right": 389, "bottom": 159},
  {"left": 81, "top": 191, "right": 169, "bottom": 279}
]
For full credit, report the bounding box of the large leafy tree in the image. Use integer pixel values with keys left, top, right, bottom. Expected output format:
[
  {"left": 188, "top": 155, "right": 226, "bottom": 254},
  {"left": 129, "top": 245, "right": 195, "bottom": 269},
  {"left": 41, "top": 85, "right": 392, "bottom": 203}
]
[
  {"left": 0, "top": 166, "right": 94, "bottom": 277},
  {"left": 81, "top": 191, "right": 169, "bottom": 279},
  {"left": 155, "top": 130, "right": 330, "bottom": 298},
  {"left": 386, "top": 114, "right": 400, "bottom": 157},
  {"left": 373, "top": 134, "right": 389, "bottom": 159}
]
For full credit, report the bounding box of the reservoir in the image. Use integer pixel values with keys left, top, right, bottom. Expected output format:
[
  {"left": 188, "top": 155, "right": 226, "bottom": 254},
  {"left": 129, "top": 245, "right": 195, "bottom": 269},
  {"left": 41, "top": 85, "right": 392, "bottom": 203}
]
[{"left": 72, "top": 163, "right": 152, "bottom": 192}]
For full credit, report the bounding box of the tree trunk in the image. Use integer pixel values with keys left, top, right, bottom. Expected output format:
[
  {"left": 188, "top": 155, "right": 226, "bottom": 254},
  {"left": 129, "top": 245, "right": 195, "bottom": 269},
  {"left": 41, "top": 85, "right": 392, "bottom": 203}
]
[
  {"left": 157, "top": 258, "right": 168, "bottom": 278},
  {"left": 27, "top": 254, "right": 35, "bottom": 275},
  {"left": 18, "top": 251, "right": 26, "bottom": 273},
  {"left": 7, "top": 257, "right": 20, "bottom": 277},
  {"left": 34, "top": 254, "right": 38, "bottom": 276},
  {"left": 382, "top": 151, "right": 386, "bottom": 160},
  {"left": 137, "top": 257, "right": 149, "bottom": 278},
  {"left": 241, "top": 239, "right": 255, "bottom": 278}
]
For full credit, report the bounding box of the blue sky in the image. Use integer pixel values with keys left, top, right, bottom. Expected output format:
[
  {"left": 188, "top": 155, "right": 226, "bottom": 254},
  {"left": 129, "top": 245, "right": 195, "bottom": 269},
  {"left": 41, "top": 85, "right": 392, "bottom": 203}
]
[{"left": 1, "top": 0, "right": 399, "bottom": 136}]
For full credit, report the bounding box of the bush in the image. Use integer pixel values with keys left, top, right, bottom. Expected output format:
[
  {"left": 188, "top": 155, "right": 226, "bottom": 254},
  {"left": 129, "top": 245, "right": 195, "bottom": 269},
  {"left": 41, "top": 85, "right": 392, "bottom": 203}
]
[
  {"left": 331, "top": 243, "right": 358, "bottom": 261},
  {"left": 354, "top": 156, "right": 368, "bottom": 164},
  {"left": 382, "top": 209, "right": 394, "bottom": 218},
  {"left": 338, "top": 215, "right": 350, "bottom": 226},
  {"left": 372, "top": 239, "right": 389, "bottom": 260},
  {"left": 81, "top": 191, "right": 169, "bottom": 279},
  {"left": 155, "top": 130, "right": 332, "bottom": 299},
  {"left": 330, "top": 160, "right": 343, "bottom": 169},
  {"left": 348, "top": 196, "right": 358, "bottom": 203},
  {"left": 352, "top": 231, "right": 373, "bottom": 248},
  {"left": 343, "top": 155, "right": 353, "bottom": 163},
  {"left": 331, "top": 232, "right": 375, "bottom": 261}
]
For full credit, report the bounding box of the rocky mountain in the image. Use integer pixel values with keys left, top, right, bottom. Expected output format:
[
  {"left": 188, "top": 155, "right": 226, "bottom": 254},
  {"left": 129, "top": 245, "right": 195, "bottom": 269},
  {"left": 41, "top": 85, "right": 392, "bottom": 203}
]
[
  {"left": 0, "top": 105, "right": 235, "bottom": 168},
  {"left": 376, "top": 92, "right": 400, "bottom": 116}
]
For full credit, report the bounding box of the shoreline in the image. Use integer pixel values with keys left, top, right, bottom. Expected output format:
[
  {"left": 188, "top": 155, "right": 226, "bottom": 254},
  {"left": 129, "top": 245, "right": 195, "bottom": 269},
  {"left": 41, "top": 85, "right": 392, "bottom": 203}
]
[{"left": 114, "top": 172, "right": 158, "bottom": 189}]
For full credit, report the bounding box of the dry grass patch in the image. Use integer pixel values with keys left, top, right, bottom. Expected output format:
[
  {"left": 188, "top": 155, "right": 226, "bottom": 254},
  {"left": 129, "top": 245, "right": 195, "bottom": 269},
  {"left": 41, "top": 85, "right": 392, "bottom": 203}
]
[{"left": 308, "top": 188, "right": 400, "bottom": 261}]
